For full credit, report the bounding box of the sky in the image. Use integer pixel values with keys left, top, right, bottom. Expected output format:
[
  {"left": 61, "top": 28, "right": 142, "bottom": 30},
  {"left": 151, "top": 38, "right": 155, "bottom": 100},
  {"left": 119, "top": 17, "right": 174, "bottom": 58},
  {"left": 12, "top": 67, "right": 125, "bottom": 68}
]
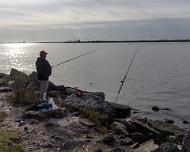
[{"left": 0, "top": 0, "right": 190, "bottom": 41}]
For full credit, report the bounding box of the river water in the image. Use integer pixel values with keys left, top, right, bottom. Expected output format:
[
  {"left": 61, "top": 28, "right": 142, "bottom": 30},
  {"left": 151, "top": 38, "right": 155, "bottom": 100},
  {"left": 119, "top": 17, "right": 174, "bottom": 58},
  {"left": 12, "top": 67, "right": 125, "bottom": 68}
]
[{"left": 0, "top": 42, "right": 190, "bottom": 127}]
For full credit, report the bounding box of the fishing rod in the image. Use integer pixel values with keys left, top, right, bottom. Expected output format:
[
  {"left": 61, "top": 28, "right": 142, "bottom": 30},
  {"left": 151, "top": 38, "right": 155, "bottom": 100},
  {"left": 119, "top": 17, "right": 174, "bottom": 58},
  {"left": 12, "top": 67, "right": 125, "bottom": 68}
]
[
  {"left": 52, "top": 47, "right": 106, "bottom": 68},
  {"left": 114, "top": 42, "right": 143, "bottom": 102}
]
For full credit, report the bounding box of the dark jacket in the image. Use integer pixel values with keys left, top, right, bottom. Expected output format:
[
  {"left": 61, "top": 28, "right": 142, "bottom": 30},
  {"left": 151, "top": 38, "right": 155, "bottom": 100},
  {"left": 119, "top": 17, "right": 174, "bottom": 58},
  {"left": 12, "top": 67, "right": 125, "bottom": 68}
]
[{"left": 36, "top": 57, "right": 52, "bottom": 80}]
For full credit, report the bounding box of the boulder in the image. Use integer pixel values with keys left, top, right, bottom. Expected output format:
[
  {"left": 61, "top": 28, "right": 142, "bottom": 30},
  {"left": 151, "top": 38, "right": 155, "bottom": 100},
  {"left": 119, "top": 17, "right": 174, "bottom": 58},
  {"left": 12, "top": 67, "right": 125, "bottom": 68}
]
[
  {"left": 64, "top": 94, "right": 131, "bottom": 119},
  {"left": 132, "top": 132, "right": 148, "bottom": 143},
  {"left": 23, "top": 109, "right": 66, "bottom": 120},
  {"left": 127, "top": 118, "right": 159, "bottom": 134},
  {"left": 0, "top": 73, "right": 9, "bottom": 79},
  {"left": 152, "top": 106, "right": 160, "bottom": 112},
  {"left": 0, "top": 73, "right": 11, "bottom": 86},
  {"left": 102, "top": 133, "right": 115, "bottom": 145},
  {"left": 0, "top": 87, "right": 13, "bottom": 92},
  {"left": 148, "top": 120, "right": 184, "bottom": 136},
  {"left": 112, "top": 121, "right": 130, "bottom": 136},
  {"left": 120, "top": 119, "right": 140, "bottom": 133},
  {"left": 79, "top": 118, "right": 96, "bottom": 127},
  {"left": 61, "top": 139, "right": 85, "bottom": 150},
  {"left": 119, "top": 138, "right": 134, "bottom": 146},
  {"left": 133, "top": 139, "right": 159, "bottom": 152},
  {"left": 10, "top": 68, "right": 30, "bottom": 82},
  {"left": 157, "top": 143, "right": 180, "bottom": 152},
  {"left": 22, "top": 111, "right": 45, "bottom": 119},
  {"left": 164, "top": 119, "right": 174, "bottom": 124},
  {"left": 182, "top": 130, "right": 190, "bottom": 152}
]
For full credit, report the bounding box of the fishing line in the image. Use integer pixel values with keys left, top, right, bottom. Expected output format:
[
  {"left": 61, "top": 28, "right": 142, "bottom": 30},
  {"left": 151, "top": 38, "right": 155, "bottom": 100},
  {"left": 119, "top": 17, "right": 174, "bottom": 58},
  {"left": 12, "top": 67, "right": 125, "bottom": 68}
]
[{"left": 52, "top": 46, "right": 106, "bottom": 68}]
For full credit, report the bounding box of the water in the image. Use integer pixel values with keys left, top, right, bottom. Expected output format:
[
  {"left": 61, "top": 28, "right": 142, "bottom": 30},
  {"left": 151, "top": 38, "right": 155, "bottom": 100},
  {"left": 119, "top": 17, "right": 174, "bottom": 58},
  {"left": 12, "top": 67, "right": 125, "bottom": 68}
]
[{"left": 0, "top": 42, "right": 190, "bottom": 127}]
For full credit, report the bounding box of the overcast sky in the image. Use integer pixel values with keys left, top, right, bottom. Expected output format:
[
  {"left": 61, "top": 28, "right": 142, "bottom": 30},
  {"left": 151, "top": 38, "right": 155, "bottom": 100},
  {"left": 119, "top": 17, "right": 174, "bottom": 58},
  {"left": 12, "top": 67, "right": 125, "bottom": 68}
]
[{"left": 0, "top": 0, "right": 190, "bottom": 41}]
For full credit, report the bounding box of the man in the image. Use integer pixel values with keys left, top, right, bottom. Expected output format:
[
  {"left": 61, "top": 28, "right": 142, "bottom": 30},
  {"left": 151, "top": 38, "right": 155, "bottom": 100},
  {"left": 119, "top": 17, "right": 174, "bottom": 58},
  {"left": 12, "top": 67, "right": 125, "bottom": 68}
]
[{"left": 36, "top": 50, "right": 52, "bottom": 101}]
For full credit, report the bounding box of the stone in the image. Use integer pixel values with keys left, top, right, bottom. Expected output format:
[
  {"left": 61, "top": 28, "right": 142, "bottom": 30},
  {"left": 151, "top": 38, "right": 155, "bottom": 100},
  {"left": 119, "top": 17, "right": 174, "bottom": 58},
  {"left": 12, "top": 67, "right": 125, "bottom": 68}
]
[
  {"left": 0, "top": 87, "right": 13, "bottom": 92},
  {"left": 119, "top": 138, "right": 134, "bottom": 146},
  {"left": 64, "top": 93, "right": 131, "bottom": 119},
  {"left": 117, "top": 119, "right": 140, "bottom": 133},
  {"left": 102, "top": 133, "right": 115, "bottom": 145},
  {"left": 158, "top": 143, "right": 180, "bottom": 152},
  {"left": 146, "top": 133, "right": 154, "bottom": 139},
  {"left": 133, "top": 139, "right": 159, "bottom": 152},
  {"left": 108, "top": 102, "right": 131, "bottom": 118},
  {"left": 168, "top": 135, "right": 177, "bottom": 142},
  {"left": 183, "top": 120, "right": 189, "bottom": 124},
  {"left": 125, "top": 118, "right": 159, "bottom": 134},
  {"left": 24, "top": 126, "right": 28, "bottom": 131},
  {"left": 134, "top": 117, "right": 148, "bottom": 123},
  {"left": 43, "top": 109, "right": 66, "bottom": 118},
  {"left": 132, "top": 132, "right": 148, "bottom": 143},
  {"left": 130, "top": 142, "right": 140, "bottom": 149},
  {"left": 0, "top": 75, "right": 11, "bottom": 86},
  {"left": 112, "top": 121, "right": 130, "bottom": 136},
  {"left": 18, "top": 121, "right": 26, "bottom": 127},
  {"left": 62, "top": 139, "right": 84, "bottom": 150},
  {"left": 79, "top": 118, "right": 96, "bottom": 127},
  {"left": 182, "top": 130, "right": 190, "bottom": 152},
  {"left": 10, "top": 68, "right": 30, "bottom": 82},
  {"left": 152, "top": 106, "right": 159, "bottom": 111},
  {"left": 147, "top": 120, "right": 184, "bottom": 137},
  {"left": 0, "top": 73, "right": 9, "bottom": 79},
  {"left": 23, "top": 109, "right": 65, "bottom": 120},
  {"left": 165, "top": 119, "right": 174, "bottom": 124},
  {"left": 22, "top": 111, "right": 45, "bottom": 119}
]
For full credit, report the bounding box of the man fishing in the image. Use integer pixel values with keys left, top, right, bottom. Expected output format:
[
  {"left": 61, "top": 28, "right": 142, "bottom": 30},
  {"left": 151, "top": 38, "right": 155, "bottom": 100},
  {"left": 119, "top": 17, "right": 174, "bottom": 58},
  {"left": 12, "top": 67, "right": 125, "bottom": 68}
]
[{"left": 36, "top": 50, "right": 52, "bottom": 101}]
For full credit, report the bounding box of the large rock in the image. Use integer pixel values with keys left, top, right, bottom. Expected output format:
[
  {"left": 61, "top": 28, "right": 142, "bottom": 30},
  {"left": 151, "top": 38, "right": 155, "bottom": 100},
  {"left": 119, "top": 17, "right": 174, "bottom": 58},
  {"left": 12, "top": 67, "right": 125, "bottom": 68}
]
[
  {"left": 157, "top": 143, "right": 180, "bottom": 152},
  {"left": 10, "top": 68, "right": 30, "bottom": 82},
  {"left": 64, "top": 93, "right": 131, "bottom": 119},
  {"left": 127, "top": 118, "right": 159, "bottom": 134},
  {"left": 119, "top": 138, "right": 134, "bottom": 146},
  {"left": 132, "top": 132, "right": 148, "bottom": 143},
  {"left": 23, "top": 109, "right": 66, "bottom": 120},
  {"left": 79, "top": 118, "right": 96, "bottom": 127},
  {"left": 102, "top": 133, "right": 115, "bottom": 145},
  {"left": 133, "top": 139, "right": 159, "bottom": 152},
  {"left": 148, "top": 120, "right": 184, "bottom": 138},
  {"left": 61, "top": 139, "right": 85, "bottom": 150},
  {"left": 112, "top": 121, "right": 130, "bottom": 136},
  {"left": 0, "top": 74, "right": 11, "bottom": 86},
  {"left": 0, "top": 87, "right": 13, "bottom": 92},
  {"left": 118, "top": 119, "right": 140, "bottom": 133},
  {"left": 182, "top": 130, "right": 190, "bottom": 152}
]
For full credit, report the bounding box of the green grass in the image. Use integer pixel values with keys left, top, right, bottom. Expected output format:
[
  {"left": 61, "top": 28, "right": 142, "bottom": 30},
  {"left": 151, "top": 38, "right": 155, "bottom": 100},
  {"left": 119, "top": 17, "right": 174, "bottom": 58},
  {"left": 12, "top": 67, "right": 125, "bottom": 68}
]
[
  {"left": 0, "top": 130, "right": 24, "bottom": 152},
  {"left": 8, "top": 71, "right": 37, "bottom": 106}
]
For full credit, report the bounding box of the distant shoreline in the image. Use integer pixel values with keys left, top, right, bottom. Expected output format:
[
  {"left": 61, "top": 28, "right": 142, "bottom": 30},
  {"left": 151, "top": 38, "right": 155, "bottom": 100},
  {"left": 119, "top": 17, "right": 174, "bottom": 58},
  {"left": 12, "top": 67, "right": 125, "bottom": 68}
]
[{"left": 1, "top": 39, "right": 190, "bottom": 44}]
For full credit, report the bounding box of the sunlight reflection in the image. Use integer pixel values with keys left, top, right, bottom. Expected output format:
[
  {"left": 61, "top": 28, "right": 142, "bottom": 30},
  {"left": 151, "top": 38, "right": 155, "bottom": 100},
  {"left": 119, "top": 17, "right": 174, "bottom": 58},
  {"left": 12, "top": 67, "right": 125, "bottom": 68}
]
[{"left": 1, "top": 43, "right": 36, "bottom": 73}]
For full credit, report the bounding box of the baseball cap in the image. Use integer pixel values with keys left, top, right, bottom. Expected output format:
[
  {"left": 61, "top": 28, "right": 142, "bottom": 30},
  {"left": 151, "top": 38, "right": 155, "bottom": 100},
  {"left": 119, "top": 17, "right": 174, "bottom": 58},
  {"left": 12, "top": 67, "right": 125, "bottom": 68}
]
[{"left": 40, "top": 50, "right": 48, "bottom": 57}]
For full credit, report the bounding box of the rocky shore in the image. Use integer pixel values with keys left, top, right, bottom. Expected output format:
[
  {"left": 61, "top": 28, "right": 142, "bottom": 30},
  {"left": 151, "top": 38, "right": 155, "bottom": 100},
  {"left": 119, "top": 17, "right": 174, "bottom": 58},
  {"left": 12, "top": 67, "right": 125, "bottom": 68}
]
[{"left": 0, "top": 68, "right": 189, "bottom": 152}]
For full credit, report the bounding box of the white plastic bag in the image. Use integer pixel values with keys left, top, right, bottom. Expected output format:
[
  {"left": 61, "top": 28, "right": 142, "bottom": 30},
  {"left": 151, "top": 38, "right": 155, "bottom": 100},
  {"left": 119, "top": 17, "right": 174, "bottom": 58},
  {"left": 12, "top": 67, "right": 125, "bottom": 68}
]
[{"left": 48, "top": 98, "right": 58, "bottom": 110}]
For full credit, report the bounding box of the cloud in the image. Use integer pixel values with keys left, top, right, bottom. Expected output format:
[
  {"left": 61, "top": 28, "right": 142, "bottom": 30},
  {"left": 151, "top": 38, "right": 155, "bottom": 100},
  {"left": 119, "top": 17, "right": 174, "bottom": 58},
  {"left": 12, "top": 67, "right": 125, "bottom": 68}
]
[
  {"left": 0, "top": 0, "right": 189, "bottom": 41},
  {"left": 0, "top": 0, "right": 189, "bottom": 28}
]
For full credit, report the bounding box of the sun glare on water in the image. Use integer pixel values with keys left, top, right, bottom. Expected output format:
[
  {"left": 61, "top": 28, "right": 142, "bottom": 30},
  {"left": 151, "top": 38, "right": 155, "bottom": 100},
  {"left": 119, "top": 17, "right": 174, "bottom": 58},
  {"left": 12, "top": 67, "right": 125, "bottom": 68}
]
[{"left": 1, "top": 43, "right": 36, "bottom": 73}]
